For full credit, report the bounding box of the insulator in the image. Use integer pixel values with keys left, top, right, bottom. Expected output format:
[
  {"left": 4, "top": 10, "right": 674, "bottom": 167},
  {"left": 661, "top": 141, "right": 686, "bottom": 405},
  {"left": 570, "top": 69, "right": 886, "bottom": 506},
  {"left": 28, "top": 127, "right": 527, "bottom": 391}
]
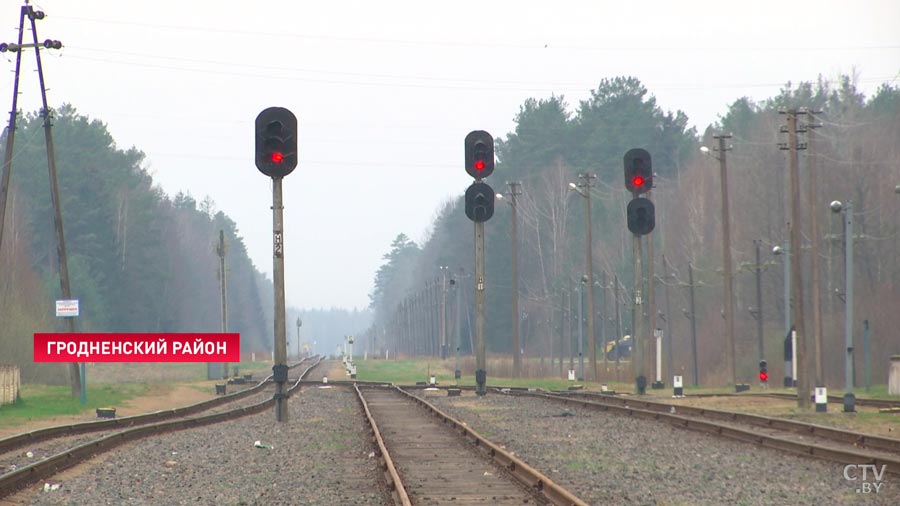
[
  {"left": 0, "top": 43, "right": 7, "bottom": 53},
  {"left": 43, "top": 39, "right": 63, "bottom": 50},
  {"left": 7, "top": 43, "right": 20, "bottom": 52},
  {"left": 31, "top": 10, "right": 46, "bottom": 20}
]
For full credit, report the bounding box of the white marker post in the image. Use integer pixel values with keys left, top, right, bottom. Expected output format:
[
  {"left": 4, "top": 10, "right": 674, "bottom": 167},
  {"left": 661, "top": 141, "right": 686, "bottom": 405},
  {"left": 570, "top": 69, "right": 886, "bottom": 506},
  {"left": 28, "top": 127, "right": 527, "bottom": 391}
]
[
  {"left": 815, "top": 386, "right": 828, "bottom": 412},
  {"left": 673, "top": 375, "right": 684, "bottom": 398}
]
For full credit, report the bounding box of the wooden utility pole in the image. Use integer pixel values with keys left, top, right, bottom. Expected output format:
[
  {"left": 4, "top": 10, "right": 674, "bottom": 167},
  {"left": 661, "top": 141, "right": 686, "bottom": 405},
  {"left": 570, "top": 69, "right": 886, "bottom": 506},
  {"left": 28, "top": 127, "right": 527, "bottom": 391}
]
[
  {"left": 807, "top": 113, "right": 824, "bottom": 387},
  {"left": 780, "top": 108, "right": 810, "bottom": 409},
  {"left": 713, "top": 133, "right": 736, "bottom": 388},
  {"left": 0, "top": 4, "right": 79, "bottom": 398}
]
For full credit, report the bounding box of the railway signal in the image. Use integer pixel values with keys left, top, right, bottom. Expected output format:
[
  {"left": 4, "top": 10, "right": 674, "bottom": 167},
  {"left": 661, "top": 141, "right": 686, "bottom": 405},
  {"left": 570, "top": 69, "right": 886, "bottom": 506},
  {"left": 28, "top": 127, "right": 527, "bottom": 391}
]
[
  {"left": 623, "top": 148, "right": 652, "bottom": 194},
  {"left": 465, "top": 182, "right": 495, "bottom": 223},
  {"left": 464, "top": 130, "right": 494, "bottom": 180},
  {"left": 759, "top": 359, "right": 768, "bottom": 384},
  {"left": 626, "top": 197, "right": 655, "bottom": 235},
  {"left": 255, "top": 107, "right": 298, "bottom": 179}
]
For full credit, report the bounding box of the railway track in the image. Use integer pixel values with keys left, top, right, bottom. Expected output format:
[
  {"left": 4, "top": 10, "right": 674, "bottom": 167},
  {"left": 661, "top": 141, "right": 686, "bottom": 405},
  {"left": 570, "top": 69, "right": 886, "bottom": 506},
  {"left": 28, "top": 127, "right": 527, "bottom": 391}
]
[
  {"left": 533, "top": 389, "right": 900, "bottom": 474},
  {"left": 0, "top": 357, "right": 321, "bottom": 498},
  {"left": 353, "top": 384, "right": 587, "bottom": 506},
  {"left": 683, "top": 391, "right": 900, "bottom": 409}
]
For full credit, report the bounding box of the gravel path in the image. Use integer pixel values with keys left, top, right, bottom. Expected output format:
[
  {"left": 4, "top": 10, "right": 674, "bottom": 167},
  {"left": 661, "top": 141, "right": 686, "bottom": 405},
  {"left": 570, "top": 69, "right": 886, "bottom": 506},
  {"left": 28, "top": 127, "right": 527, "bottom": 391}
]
[
  {"left": 22, "top": 385, "right": 389, "bottom": 505},
  {"left": 419, "top": 390, "right": 899, "bottom": 506}
]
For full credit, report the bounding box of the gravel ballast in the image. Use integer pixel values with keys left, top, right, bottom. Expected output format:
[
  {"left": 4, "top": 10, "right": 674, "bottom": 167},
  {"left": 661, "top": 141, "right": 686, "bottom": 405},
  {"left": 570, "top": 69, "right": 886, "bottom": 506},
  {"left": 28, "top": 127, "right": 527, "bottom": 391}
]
[
  {"left": 420, "top": 391, "right": 899, "bottom": 506},
  {"left": 23, "top": 385, "right": 389, "bottom": 505}
]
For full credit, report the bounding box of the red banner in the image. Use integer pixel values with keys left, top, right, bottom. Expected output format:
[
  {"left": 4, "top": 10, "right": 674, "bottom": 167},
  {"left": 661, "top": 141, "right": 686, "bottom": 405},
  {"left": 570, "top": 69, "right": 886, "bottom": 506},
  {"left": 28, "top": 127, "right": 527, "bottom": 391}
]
[{"left": 34, "top": 333, "right": 241, "bottom": 363}]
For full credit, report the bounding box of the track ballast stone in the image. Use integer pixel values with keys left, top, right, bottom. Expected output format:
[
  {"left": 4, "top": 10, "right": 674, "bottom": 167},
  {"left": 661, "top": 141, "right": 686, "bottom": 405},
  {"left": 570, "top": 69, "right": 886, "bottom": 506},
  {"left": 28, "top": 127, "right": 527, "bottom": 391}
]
[
  {"left": 25, "top": 386, "right": 390, "bottom": 506},
  {"left": 420, "top": 391, "right": 898, "bottom": 506}
]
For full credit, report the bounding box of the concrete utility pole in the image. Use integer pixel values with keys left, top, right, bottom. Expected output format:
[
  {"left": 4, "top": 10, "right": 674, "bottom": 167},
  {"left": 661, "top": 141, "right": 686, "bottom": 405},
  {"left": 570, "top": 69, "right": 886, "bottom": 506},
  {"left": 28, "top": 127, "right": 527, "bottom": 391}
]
[
  {"left": 578, "top": 275, "right": 586, "bottom": 381},
  {"left": 474, "top": 220, "right": 487, "bottom": 395},
  {"left": 713, "top": 133, "right": 736, "bottom": 388},
  {"left": 807, "top": 114, "right": 824, "bottom": 388},
  {"left": 598, "top": 272, "right": 607, "bottom": 380},
  {"left": 687, "top": 262, "right": 699, "bottom": 386},
  {"left": 661, "top": 255, "right": 674, "bottom": 385},
  {"left": 507, "top": 181, "right": 523, "bottom": 377},
  {"left": 781, "top": 108, "right": 810, "bottom": 409},
  {"left": 753, "top": 240, "right": 764, "bottom": 362},
  {"left": 613, "top": 274, "right": 622, "bottom": 383},
  {"left": 572, "top": 174, "right": 598, "bottom": 381},
  {"left": 271, "top": 178, "right": 289, "bottom": 422},
  {"left": 632, "top": 232, "right": 645, "bottom": 393},
  {"left": 217, "top": 230, "right": 229, "bottom": 379},
  {"left": 440, "top": 266, "right": 449, "bottom": 360},
  {"left": 832, "top": 200, "right": 855, "bottom": 412},
  {"left": 646, "top": 196, "right": 656, "bottom": 386},
  {"left": 0, "top": 5, "right": 79, "bottom": 398},
  {"left": 454, "top": 270, "right": 462, "bottom": 380}
]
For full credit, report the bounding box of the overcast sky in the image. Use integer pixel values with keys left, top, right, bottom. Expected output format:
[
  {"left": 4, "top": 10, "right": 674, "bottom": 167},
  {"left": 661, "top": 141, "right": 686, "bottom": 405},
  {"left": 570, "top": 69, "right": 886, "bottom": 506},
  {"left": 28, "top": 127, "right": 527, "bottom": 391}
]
[{"left": 4, "top": 0, "right": 898, "bottom": 310}]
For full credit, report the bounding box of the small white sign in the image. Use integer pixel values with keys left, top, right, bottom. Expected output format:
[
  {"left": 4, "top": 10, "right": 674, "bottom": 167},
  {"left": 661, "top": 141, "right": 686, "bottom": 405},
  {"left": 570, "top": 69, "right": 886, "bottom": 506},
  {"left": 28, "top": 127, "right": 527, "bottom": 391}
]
[
  {"left": 55, "top": 299, "right": 79, "bottom": 317},
  {"left": 815, "top": 387, "right": 827, "bottom": 404},
  {"left": 673, "top": 375, "right": 683, "bottom": 388},
  {"left": 568, "top": 369, "right": 576, "bottom": 381}
]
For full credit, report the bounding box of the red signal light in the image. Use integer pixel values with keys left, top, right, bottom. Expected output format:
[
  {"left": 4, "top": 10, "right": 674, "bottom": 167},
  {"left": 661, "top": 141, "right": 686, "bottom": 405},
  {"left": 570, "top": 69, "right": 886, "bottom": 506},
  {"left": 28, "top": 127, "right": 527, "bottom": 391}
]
[
  {"left": 474, "top": 159, "right": 485, "bottom": 171},
  {"left": 632, "top": 176, "right": 644, "bottom": 188},
  {"left": 759, "top": 371, "right": 768, "bottom": 382},
  {"left": 271, "top": 152, "right": 284, "bottom": 164}
]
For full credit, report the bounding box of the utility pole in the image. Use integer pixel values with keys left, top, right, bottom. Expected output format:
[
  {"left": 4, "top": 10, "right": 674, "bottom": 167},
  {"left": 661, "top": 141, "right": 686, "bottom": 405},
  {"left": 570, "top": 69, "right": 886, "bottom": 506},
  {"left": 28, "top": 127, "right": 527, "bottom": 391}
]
[
  {"left": 567, "top": 280, "right": 574, "bottom": 374},
  {"left": 613, "top": 274, "right": 622, "bottom": 383},
  {"left": 834, "top": 200, "right": 855, "bottom": 412},
  {"left": 598, "top": 271, "right": 607, "bottom": 380},
  {"left": 780, "top": 108, "right": 810, "bottom": 409},
  {"left": 474, "top": 220, "right": 487, "bottom": 395},
  {"left": 753, "top": 240, "right": 764, "bottom": 362},
  {"left": 807, "top": 113, "right": 824, "bottom": 388},
  {"left": 646, "top": 194, "right": 656, "bottom": 387},
  {"left": 713, "top": 133, "right": 736, "bottom": 388},
  {"left": 580, "top": 174, "right": 598, "bottom": 382},
  {"left": 0, "top": 6, "right": 27, "bottom": 254},
  {"left": 507, "top": 181, "right": 523, "bottom": 377},
  {"left": 558, "top": 288, "right": 565, "bottom": 375},
  {"left": 217, "top": 230, "right": 229, "bottom": 379},
  {"left": 440, "top": 266, "right": 449, "bottom": 360},
  {"left": 687, "top": 262, "right": 699, "bottom": 386},
  {"left": 578, "top": 275, "right": 586, "bottom": 381},
  {"left": 454, "top": 270, "right": 462, "bottom": 381},
  {"left": 661, "top": 255, "right": 674, "bottom": 385},
  {"left": 0, "top": 7, "right": 80, "bottom": 398},
  {"left": 632, "top": 231, "right": 645, "bottom": 393}
]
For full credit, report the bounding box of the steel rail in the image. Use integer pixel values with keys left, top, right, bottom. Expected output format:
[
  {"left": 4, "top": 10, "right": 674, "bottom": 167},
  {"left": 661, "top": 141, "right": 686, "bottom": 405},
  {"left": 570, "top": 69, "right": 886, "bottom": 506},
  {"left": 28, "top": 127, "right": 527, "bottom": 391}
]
[
  {"left": 380, "top": 385, "right": 589, "bottom": 506},
  {"left": 0, "top": 357, "right": 322, "bottom": 498},
  {"left": 0, "top": 357, "right": 314, "bottom": 456},
  {"left": 351, "top": 384, "right": 413, "bottom": 506},
  {"left": 519, "top": 390, "right": 900, "bottom": 475},
  {"left": 548, "top": 390, "right": 900, "bottom": 455}
]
